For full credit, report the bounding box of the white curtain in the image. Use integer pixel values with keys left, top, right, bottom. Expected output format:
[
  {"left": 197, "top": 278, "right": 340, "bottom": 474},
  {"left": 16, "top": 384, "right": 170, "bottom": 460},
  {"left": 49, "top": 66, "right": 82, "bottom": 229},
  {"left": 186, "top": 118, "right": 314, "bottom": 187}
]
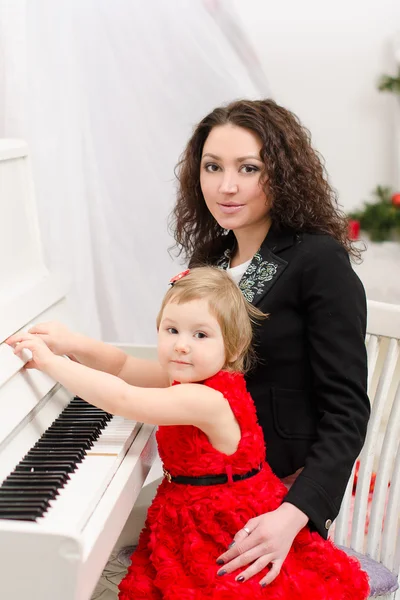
[{"left": 0, "top": 0, "right": 269, "bottom": 344}]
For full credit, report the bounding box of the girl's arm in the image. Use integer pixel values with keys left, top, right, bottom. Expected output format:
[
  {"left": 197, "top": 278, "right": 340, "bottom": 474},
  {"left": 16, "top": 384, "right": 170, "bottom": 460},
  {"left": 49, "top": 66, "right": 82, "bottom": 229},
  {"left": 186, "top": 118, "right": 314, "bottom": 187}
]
[
  {"left": 9, "top": 335, "right": 228, "bottom": 427},
  {"left": 67, "top": 334, "right": 169, "bottom": 388},
  {"left": 12, "top": 321, "right": 170, "bottom": 388}
]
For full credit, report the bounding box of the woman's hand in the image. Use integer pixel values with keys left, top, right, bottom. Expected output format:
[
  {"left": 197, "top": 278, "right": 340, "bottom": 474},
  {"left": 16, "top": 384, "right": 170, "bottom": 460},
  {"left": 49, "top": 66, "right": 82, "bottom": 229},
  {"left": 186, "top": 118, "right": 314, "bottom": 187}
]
[
  {"left": 8, "top": 321, "right": 77, "bottom": 358},
  {"left": 6, "top": 332, "right": 57, "bottom": 371},
  {"left": 216, "top": 503, "right": 309, "bottom": 587}
]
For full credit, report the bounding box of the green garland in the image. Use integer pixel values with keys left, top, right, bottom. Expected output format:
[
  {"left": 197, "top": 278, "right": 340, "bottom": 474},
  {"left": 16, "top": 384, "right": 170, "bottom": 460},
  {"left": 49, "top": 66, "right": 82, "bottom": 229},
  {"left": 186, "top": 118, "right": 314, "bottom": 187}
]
[
  {"left": 348, "top": 72, "right": 400, "bottom": 242},
  {"left": 349, "top": 186, "right": 400, "bottom": 242},
  {"left": 378, "top": 67, "right": 400, "bottom": 94}
]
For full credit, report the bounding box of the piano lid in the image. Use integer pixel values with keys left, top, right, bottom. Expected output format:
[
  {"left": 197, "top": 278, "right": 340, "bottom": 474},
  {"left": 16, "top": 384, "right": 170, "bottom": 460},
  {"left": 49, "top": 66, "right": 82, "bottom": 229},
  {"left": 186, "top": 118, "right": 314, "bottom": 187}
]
[
  {"left": 0, "top": 139, "right": 69, "bottom": 342},
  {"left": 0, "top": 139, "right": 72, "bottom": 448},
  {"left": 0, "top": 140, "right": 48, "bottom": 301}
]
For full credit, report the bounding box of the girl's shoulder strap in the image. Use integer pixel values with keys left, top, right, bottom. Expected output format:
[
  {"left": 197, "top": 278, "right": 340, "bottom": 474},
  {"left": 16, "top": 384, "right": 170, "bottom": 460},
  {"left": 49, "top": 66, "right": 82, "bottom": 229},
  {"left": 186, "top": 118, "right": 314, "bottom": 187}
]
[
  {"left": 203, "top": 370, "right": 246, "bottom": 393},
  {"left": 203, "top": 370, "right": 257, "bottom": 422}
]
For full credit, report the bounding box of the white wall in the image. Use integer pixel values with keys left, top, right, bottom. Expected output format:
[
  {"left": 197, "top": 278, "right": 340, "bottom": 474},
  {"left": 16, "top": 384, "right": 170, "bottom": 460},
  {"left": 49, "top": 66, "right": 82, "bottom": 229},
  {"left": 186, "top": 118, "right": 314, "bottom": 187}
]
[{"left": 232, "top": 0, "right": 400, "bottom": 212}]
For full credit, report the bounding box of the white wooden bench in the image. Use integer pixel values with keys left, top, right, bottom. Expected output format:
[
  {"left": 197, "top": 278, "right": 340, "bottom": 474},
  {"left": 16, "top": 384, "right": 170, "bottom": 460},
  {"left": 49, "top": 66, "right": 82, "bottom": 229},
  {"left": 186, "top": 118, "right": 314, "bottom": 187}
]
[{"left": 333, "top": 300, "right": 400, "bottom": 598}]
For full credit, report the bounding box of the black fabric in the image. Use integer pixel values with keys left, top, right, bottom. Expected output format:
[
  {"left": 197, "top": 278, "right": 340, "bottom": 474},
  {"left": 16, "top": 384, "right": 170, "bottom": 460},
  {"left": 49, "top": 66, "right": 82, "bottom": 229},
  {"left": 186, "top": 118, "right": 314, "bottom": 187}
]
[{"left": 168, "top": 466, "right": 261, "bottom": 486}]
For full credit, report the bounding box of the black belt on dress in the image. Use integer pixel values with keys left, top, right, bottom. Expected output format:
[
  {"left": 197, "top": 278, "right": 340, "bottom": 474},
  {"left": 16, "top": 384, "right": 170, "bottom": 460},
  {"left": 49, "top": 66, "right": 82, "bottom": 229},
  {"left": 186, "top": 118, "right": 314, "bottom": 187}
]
[{"left": 163, "top": 466, "right": 261, "bottom": 486}]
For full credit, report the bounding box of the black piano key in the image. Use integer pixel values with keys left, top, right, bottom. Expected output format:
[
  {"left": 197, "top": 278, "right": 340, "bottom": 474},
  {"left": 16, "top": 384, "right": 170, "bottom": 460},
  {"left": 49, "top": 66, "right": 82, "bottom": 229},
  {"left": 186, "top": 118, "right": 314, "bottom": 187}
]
[
  {"left": 21, "top": 453, "right": 83, "bottom": 463},
  {"left": 34, "top": 440, "right": 93, "bottom": 450},
  {"left": 48, "top": 429, "right": 102, "bottom": 438},
  {"left": 0, "top": 489, "right": 59, "bottom": 500},
  {"left": 1, "top": 486, "right": 63, "bottom": 497},
  {"left": 26, "top": 449, "right": 86, "bottom": 459},
  {"left": 0, "top": 514, "right": 38, "bottom": 521},
  {"left": 40, "top": 434, "right": 99, "bottom": 442},
  {"left": 0, "top": 505, "right": 46, "bottom": 514},
  {"left": 29, "top": 445, "right": 88, "bottom": 452},
  {"left": 0, "top": 481, "right": 60, "bottom": 489},
  {"left": 0, "top": 506, "right": 45, "bottom": 519},
  {"left": 0, "top": 499, "right": 50, "bottom": 509},
  {"left": 63, "top": 405, "right": 109, "bottom": 411},
  {"left": 15, "top": 462, "right": 77, "bottom": 474},
  {"left": 0, "top": 486, "right": 58, "bottom": 493},
  {"left": 17, "top": 457, "right": 78, "bottom": 468},
  {"left": 38, "top": 438, "right": 97, "bottom": 446},
  {"left": 3, "top": 474, "right": 68, "bottom": 485},
  {"left": 49, "top": 425, "right": 102, "bottom": 432},
  {"left": 43, "top": 430, "right": 101, "bottom": 441},
  {"left": 27, "top": 452, "right": 86, "bottom": 462},
  {"left": 0, "top": 395, "right": 113, "bottom": 521},
  {"left": 34, "top": 437, "right": 93, "bottom": 445},
  {"left": 61, "top": 413, "right": 111, "bottom": 421},
  {"left": 25, "top": 448, "right": 82, "bottom": 455},
  {"left": 49, "top": 420, "right": 104, "bottom": 427},
  {"left": 55, "top": 417, "right": 109, "bottom": 423},
  {"left": 55, "top": 413, "right": 109, "bottom": 419}
]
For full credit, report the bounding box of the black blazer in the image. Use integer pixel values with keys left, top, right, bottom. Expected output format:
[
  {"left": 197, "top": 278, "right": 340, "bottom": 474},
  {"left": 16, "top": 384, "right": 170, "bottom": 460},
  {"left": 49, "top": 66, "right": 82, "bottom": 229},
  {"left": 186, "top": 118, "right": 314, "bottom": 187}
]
[{"left": 207, "top": 226, "right": 370, "bottom": 538}]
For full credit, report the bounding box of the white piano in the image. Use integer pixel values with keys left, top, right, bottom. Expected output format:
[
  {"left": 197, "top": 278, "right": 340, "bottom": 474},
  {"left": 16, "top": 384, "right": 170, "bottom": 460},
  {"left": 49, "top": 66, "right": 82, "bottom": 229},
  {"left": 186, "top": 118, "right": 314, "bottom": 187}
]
[{"left": 0, "top": 140, "right": 158, "bottom": 600}]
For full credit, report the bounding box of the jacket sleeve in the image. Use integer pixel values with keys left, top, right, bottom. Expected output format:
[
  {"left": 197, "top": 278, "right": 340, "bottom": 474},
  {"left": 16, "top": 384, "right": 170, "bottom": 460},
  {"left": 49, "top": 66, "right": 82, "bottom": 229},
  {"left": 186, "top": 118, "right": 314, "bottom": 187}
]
[{"left": 283, "top": 236, "right": 370, "bottom": 538}]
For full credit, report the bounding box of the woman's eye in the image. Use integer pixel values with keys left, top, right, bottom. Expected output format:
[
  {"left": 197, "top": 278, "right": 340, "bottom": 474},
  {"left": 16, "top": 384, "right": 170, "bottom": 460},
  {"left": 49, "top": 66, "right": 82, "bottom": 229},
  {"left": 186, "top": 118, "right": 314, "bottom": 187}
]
[
  {"left": 204, "top": 163, "right": 220, "bottom": 173},
  {"left": 167, "top": 327, "right": 178, "bottom": 334},
  {"left": 194, "top": 332, "right": 207, "bottom": 339},
  {"left": 240, "top": 164, "right": 259, "bottom": 174}
]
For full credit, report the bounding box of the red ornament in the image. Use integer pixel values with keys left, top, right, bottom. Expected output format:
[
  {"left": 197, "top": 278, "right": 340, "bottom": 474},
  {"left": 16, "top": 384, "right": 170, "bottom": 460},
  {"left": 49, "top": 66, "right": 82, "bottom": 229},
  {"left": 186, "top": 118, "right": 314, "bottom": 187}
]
[
  {"left": 352, "top": 459, "right": 376, "bottom": 496},
  {"left": 391, "top": 192, "right": 400, "bottom": 207},
  {"left": 169, "top": 269, "right": 190, "bottom": 286},
  {"left": 348, "top": 219, "right": 360, "bottom": 240}
]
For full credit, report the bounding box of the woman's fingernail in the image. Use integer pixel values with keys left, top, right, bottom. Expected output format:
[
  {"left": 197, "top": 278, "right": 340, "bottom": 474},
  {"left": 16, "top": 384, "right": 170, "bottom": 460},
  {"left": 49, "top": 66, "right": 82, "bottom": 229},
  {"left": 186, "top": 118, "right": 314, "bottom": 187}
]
[
  {"left": 260, "top": 583, "right": 267, "bottom": 588},
  {"left": 216, "top": 559, "right": 224, "bottom": 565},
  {"left": 237, "top": 576, "right": 245, "bottom": 582},
  {"left": 228, "top": 541, "right": 235, "bottom": 548},
  {"left": 217, "top": 569, "right": 227, "bottom": 576}
]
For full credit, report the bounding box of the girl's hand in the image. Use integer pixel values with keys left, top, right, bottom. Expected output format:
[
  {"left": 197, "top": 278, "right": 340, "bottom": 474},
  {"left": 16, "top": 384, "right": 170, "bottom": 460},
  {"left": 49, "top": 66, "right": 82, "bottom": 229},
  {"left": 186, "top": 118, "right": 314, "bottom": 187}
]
[
  {"left": 216, "top": 503, "right": 309, "bottom": 587},
  {"left": 8, "top": 321, "right": 77, "bottom": 357},
  {"left": 6, "top": 332, "right": 57, "bottom": 371}
]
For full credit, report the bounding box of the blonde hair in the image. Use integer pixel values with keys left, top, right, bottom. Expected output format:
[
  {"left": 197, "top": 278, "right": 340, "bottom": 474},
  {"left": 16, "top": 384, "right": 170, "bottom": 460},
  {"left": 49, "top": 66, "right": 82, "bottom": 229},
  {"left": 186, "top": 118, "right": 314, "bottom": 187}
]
[{"left": 156, "top": 266, "right": 266, "bottom": 373}]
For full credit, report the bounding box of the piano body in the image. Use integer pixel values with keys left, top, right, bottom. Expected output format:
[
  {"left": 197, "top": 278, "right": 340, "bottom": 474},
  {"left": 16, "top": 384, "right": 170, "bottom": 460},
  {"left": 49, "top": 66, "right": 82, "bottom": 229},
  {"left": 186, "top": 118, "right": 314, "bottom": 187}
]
[{"left": 0, "top": 140, "right": 157, "bottom": 599}]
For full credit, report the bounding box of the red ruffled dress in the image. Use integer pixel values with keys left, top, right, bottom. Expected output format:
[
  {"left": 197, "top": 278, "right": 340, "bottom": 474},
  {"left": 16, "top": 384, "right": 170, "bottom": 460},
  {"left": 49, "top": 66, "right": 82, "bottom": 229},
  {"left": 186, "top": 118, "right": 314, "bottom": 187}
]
[{"left": 118, "top": 371, "right": 369, "bottom": 599}]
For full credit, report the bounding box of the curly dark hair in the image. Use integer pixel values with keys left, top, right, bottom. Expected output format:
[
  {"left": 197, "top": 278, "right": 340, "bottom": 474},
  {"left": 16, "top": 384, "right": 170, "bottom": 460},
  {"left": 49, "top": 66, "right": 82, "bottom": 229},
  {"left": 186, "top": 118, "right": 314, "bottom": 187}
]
[{"left": 170, "top": 98, "right": 360, "bottom": 263}]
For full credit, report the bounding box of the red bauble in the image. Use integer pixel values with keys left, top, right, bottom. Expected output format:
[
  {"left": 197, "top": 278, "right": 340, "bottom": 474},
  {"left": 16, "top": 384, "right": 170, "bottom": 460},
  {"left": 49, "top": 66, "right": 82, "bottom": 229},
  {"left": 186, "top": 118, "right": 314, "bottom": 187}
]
[
  {"left": 392, "top": 192, "right": 400, "bottom": 207},
  {"left": 348, "top": 219, "right": 360, "bottom": 240}
]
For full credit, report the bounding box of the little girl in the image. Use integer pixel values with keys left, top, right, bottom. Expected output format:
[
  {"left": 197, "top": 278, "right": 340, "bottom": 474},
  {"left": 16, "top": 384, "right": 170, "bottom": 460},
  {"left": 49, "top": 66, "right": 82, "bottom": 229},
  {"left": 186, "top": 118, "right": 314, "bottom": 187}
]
[{"left": 7, "top": 267, "right": 369, "bottom": 599}]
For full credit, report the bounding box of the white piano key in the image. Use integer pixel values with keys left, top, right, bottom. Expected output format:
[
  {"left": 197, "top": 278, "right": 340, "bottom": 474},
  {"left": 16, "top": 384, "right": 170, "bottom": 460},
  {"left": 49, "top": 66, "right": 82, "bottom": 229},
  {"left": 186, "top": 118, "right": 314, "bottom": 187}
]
[{"left": 40, "top": 416, "right": 141, "bottom": 531}]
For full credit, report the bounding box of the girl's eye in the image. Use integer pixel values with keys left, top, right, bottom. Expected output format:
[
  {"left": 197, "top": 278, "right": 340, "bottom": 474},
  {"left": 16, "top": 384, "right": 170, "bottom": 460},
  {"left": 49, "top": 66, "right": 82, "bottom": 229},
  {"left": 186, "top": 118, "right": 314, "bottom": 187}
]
[
  {"left": 167, "top": 327, "right": 178, "bottom": 334},
  {"left": 194, "top": 332, "right": 207, "bottom": 339},
  {"left": 204, "top": 163, "right": 220, "bottom": 173},
  {"left": 240, "top": 164, "right": 259, "bottom": 174}
]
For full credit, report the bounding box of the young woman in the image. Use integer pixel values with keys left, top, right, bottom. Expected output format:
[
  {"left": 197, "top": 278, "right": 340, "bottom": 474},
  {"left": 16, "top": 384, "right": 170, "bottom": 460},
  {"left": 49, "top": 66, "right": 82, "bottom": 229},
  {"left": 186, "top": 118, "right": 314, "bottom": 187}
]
[
  {"left": 7, "top": 267, "right": 369, "bottom": 599},
  {"left": 170, "top": 98, "right": 370, "bottom": 578}
]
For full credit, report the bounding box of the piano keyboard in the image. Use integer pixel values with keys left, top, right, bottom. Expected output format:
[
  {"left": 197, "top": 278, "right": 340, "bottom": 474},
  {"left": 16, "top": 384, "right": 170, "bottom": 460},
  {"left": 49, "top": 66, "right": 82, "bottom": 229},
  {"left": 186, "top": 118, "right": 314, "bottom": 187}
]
[
  {"left": 0, "top": 140, "right": 158, "bottom": 599},
  {"left": 0, "top": 397, "right": 141, "bottom": 531}
]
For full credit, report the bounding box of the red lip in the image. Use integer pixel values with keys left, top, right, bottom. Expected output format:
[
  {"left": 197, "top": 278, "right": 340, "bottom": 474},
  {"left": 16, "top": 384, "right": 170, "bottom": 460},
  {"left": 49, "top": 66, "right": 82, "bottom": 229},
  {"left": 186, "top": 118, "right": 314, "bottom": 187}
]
[
  {"left": 217, "top": 203, "right": 245, "bottom": 214},
  {"left": 172, "top": 360, "right": 191, "bottom": 365}
]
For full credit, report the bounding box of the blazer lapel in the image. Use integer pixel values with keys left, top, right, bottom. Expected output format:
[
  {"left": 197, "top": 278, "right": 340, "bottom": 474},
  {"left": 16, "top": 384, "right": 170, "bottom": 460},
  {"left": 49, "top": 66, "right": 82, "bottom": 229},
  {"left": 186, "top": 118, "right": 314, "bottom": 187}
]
[{"left": 216, "top": 226, "right": 297, "bottom": 306}]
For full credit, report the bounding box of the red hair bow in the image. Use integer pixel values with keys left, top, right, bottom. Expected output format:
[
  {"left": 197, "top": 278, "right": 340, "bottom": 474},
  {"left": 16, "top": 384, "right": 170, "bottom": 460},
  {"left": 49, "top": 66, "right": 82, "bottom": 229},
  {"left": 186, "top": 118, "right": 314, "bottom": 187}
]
[{"left": 169, "top": 269, "right": 190, "bottom": 286}]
